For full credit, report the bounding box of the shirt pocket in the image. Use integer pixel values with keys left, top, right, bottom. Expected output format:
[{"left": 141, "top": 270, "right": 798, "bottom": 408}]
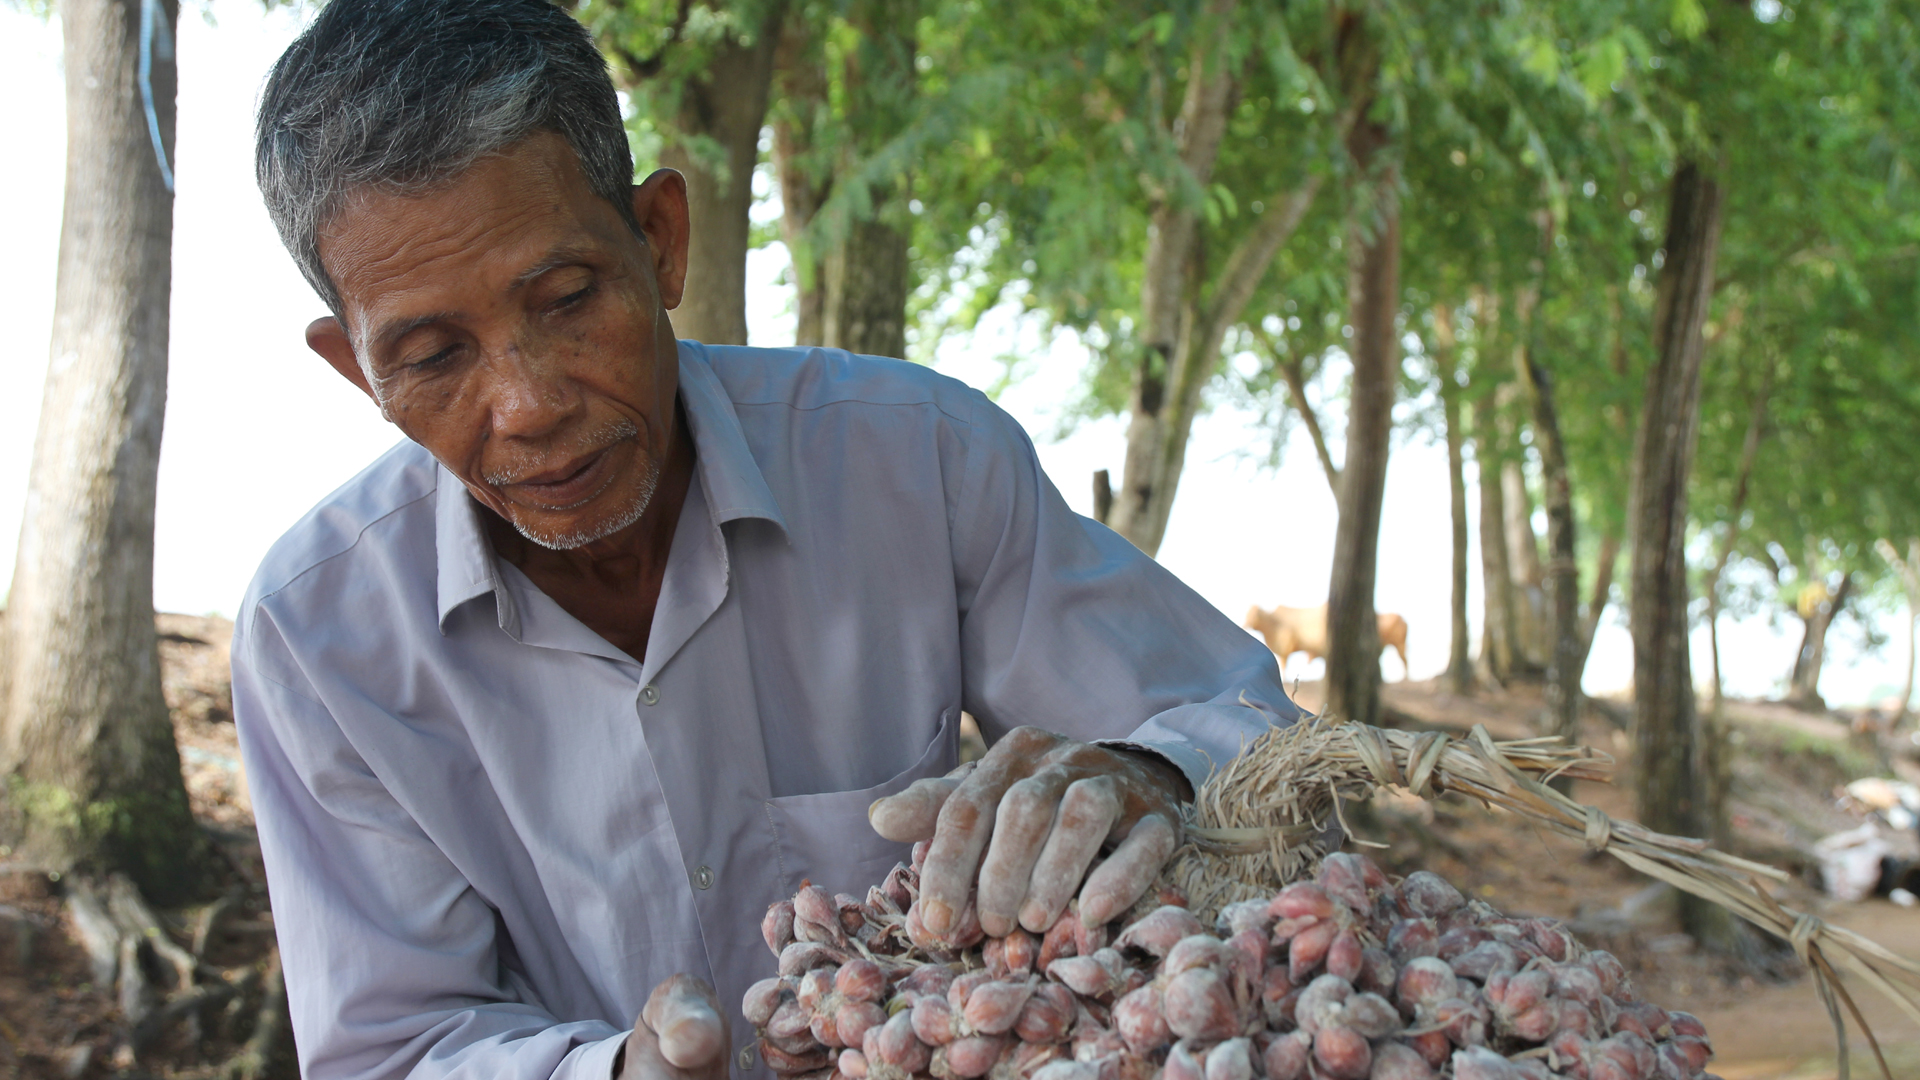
[{"left": 763, "top": 707, "right": 958, "bottom": 897}]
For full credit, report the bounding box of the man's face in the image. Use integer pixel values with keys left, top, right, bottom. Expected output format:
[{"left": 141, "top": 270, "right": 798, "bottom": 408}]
[{"left": 307, "top": 133, "right": 689, "bottom": 550}]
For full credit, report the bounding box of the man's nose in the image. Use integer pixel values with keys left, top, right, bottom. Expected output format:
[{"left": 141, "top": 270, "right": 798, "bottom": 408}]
[{"left": 483, "top": 345, "right": 579, "bottom": 438}]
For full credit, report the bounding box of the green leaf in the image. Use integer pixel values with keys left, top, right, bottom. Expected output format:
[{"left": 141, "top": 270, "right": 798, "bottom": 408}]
[{"left": 1671, "top": 0, "right": 1707, "bottom": 41}]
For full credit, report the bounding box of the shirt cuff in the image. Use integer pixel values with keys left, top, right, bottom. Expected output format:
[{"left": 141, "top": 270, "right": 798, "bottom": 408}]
[
  {"left": 565, "top": 1029, "right": 628, "bottom": 1080},
  {"left": 1093, "top": 738, "right": 1212, "bottom": 801}
]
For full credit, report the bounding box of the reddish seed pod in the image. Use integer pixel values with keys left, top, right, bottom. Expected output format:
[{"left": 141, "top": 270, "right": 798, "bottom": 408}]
[
  {"left": 1452, "top": 941, "right": 1520, "bottom": 981},
  {"left": 1387, "top": 919, "right": 1439, "bottom": 963},
  {"left": 1435, "top": 926, "right": 1494, "bottom": 961},
  {"left": 836, "top": 893, "right": 868, "bottom": 934},
  {"left": 796, "top": 885, "right": 840, "bottom": 930},
  {"left": 1030, "top": 1063, "right": 1099, "bottom": 1080},
  {"left": 1013, "top": 984, "right": 1075, "bottom": 1044},
  {"left": 1369, "top": 1041, "right": 1437, "bottom": 1080},
  {"left": 1395, "top": 958, "right": 1460, "bottom": 1016},
  {"left": 1164, "top": 967, "right": 1239, "bottom": 1041},
  {"left": 1313, "top": 1023, "right": 1373, "bottom": 1080},
  {"left": 1223, "top": 928, "right": 1268, "bottom": 985},
  {"left": 1344, "top": 992, "right": 1400, "bottom": 1039},
  {"left": 1671, "top": 1034, "right": 1712, "bottom": 1072},
  {"left": 1071, "top": 906, "right": 1109, "bottom": 956},
  {"left": 1402, "top": 1031, "right": 1451, "bottom": 1069},
  {"left": 1358, "top": 947, "right": 1396, "bottom": 995},
  {"left": 1554, "top": 998, "right": 1594, "bottom": 1037},
  {"left": 1500, "top": 969, "right": 1551, "bottom": 1016},
  {"left": 1594, "top": 1033, "right": 1656, "bottom": 1079},
  {"left": 897, "top": 964, "right": 955, "bottom": 1001},
  {"left": 1002, "top": 928, "right": 1038, "bottom": 977},
  {"left": 1264, "top": 1030, "right": 1312, "bottom": 1080},
  {"left": 1655, "top": 1041, "right": 1695, "bottom": 1080},
  {"left": 781, "top": 941, "right": 851, "bottom": 977},
  {"left": 744, "top": 977, "right": 788, "bottom": 1028},
  {"left": 1217, "top": 899, "right": 1274, "bottom": 939},
  {"left": 1430, "top": 997, "right": 1487, "bottom": 1048},
  {"left": 1326, "top": 929, "right": 1364, "bottom": 982},
  {"left": 1290, "top": 920, "right": 1338, "bottom": 983},
  {"left": 962, "top": 980, "right": 1034, "bottom": 1035},
  {"left": 1293, "top": 974, "right": 1353, "bottom": 1037},
  {"left": 933, "top": 1035, "right": 1004, "bottom": 1080},
  {"left": 1450, "top": 1047, "right": 1521, "bottom": 1080},
  {"left": 1397, "top": 872, "right": 1466, "bottom": 919},
  {"left": 1619, "top": 1002, "right": 1672, "bottom": 1040},
  {"left": 758, "top": 1042, "right": 832, "bottom": 1074},
  {"left": 1165, "top": 934, "right": 1238, "bottom": 975},
  {"left": 811, "top": 1007, "right": 842, "bottom": 1049},
  {"left": 798, "top": 968, "right": 838, "bottom": 1012},
  {"left": 1587, "top": 951, "right": 1628, "bottom": 998},
  {"left": 1070, "top": 1020, "right": 1124, "bottom": 1063},
  {"left": 1270, "top": 882, "right": 1338, "bottom": 921},
  {"left": 1206, "top": 1037, "right": 1255, "bottom": 1080},
  {"left": 765, "top": 901, "right": 799, "bottom": 957},
  {"left": 1505, "top": 1004, "right": 1557, "bottom": 1043},
  {"left": 1550, "top": 961, "right": 1603, "bottom": 1006},
  {"left": 1046, "top": 948, "right": 1127, "bottom": 998},
  {"left": 881, "top": 863, "right": 915, "bottom": 911},
  {"left": 1111, "top": 985, "right": 1170, "bottom": 1055},
  {"left": 1526, "top": 919, "right": 1576, "bottom": 962},
  {"left": 1037, "top": 908, "right": 1081, "bottom": 968},
  {"left": 1163, "top": 1040, "right": 1205, "bottom": 1080},
  {"left": 839, "top": 1048, "right": 868, "bottom": 1079},
  {"left": 947, "top": 971, "right": 993, "bottom": 1013},
  {"left": 911, "top": 994, "right": 960, "bottom": 1046},
  {"left": 1318, "top": 854, "right": 1373, "bottom": 914},
  {"left": 767, "top": 999, "right": 814, "bottom": 1040},
  {"left": 836, "top": 1001, "right": 887, "bottom": 1049},
  {"left": 835, "top": 959, "right": 886, "bottom": 1004},
  {"left": 1271, "top": 916, "right": 1321, "bottom": 945},
  {"left": 981, "top": 937, "right": 1007, "bottom": 978},
  {"left": 1545, "top": 1031, "right": 1591, "bottom": 1076},
  {"left": 1668, "top": 1011, "right": 1708, "bottom": 1039},
  {"left": 1116, "top": 906, "right": 1205, "bottom": 957}
]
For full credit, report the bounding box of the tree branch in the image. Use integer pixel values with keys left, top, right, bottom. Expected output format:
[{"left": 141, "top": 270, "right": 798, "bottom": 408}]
[
  {"left": 604, "top": 0, "right": 694, "bottom": 83},
  {"left": 1250, "top": 324, "right": 1341, "bottom": 497}
]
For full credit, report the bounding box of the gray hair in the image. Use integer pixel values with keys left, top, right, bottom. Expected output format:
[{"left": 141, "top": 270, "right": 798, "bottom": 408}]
[{"left": 256, "top": 0, "right": 637, "bottom": 316}]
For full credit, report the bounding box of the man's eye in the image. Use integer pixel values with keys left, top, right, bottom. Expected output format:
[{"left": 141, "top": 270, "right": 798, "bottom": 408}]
[
  {"left": 551, "top": 283, "right": 596, "bottom": 311},
  {"left": 408, "top": 346, "right": 458, "bottom": 371}
]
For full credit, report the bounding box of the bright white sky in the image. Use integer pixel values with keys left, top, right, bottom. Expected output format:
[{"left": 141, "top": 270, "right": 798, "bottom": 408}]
[{"left": 1, "top": 1, "right": 1910, "bottom": 708}]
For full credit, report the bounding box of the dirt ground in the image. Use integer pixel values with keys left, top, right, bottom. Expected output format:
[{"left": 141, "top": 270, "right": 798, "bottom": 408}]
[{"left": 5, "top": 622, "right": 1920, "bottom": 1078}]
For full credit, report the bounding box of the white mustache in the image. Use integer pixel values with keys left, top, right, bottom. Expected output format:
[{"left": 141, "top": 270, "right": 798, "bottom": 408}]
[{"left": 482, "top": 417, "right": 640, "bottom": 487}]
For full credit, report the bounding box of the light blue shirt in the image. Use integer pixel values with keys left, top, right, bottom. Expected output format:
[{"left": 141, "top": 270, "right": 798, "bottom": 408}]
[{"left": 232, "top": 342, "right": 1302, "bottom": 1080}]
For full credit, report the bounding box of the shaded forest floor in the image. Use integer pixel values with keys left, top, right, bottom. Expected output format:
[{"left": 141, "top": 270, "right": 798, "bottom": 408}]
[{"left": 7, "top": 619, "right": 1920, "bottom": 1077}]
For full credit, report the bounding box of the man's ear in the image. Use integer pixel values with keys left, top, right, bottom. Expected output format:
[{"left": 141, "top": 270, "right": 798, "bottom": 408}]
[
  {"left": 306, "top": 316, "right": 377, "bottom": 403},
  {"left": 631, "top": 169, "right": 690, "bottom": 310}
]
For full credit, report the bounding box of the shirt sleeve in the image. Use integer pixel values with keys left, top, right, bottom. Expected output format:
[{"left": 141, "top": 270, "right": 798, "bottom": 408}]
[
  {"left": 232, "top": 609, "right": 629, "bottom": 1080},
  {"left": 948, "top": 390, "right": 1307, "bottom": 793}
]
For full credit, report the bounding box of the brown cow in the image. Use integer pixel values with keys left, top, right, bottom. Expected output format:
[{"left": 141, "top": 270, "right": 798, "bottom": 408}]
[{"left": 1243, "top": 603, "right": 1409, "bottom": 680}]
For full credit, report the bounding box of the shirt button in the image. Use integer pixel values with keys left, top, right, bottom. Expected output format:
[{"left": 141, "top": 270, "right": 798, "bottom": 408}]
[
  {"left": 694, "top": 864, "right": 715, "bottom": 890},
  {"left": 640, "top": 684, "right": 660, "bottom": 706},
  {"left": 737, "top": 1044, "right": 756, "bottom": 1070}
]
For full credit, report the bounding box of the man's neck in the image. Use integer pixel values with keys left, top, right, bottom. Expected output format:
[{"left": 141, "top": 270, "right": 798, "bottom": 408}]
[{"left": 483, "top": 403, "right": 698, "bottom": 660}]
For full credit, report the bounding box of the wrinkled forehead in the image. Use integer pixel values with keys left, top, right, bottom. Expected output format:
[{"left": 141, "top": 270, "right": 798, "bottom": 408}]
[{"left": 316, "top": 134, "right": 622, "bottom": 334}]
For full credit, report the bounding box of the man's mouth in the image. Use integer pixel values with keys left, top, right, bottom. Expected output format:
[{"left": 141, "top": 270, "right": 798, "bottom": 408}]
[{"left": 500, "top": 444, "right": 620, "bottom": 510}]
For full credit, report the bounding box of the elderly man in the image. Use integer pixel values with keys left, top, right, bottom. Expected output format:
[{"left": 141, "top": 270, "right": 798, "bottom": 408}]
[{"left": 232, "top": 2, "right": 1301, "bottom": 1078}]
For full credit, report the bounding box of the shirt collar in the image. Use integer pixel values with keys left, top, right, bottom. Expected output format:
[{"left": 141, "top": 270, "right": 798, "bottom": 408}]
[{"left": 434, "top": 339, "right": 786, "bottom": 632}]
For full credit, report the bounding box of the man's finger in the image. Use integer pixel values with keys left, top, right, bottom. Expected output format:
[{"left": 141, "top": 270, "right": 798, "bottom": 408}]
[
  {"left": 1075, "top": 813, "right": 1179, "bottom": 927},
  {"left": 919, "top": 728, "right": 1059, "bottom": 935},
  {"left": 975, "top": 772, "right": 1069, "bottom": 937},
  {"left": 640, "top": 974, "right": 727, "bottom": 1070},
  {"left": 1017, "top": 775, "right": 1121, "bottom": 933},
  {"left": 869, "top": 776, "right": 962, "bottom": 842}
]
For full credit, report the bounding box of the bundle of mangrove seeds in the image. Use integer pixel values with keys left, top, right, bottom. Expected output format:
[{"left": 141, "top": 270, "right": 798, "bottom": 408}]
[{"left": 745, "top": 845, "right": 1718, "bottom": 1080}]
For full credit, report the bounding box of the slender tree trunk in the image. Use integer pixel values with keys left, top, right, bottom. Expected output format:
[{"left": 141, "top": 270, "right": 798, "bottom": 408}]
[
  {"left": 1106, "top": 0, "right": 1239, "bottom": 555},
  {"left": 1877, "top": 538, "right": 1920, "bottom": 725},
  {"left": 2, "top": 0, "right": 204, "bottom": 904},
  {"left": 1323, "top": 118, "right": 1398, "bottom": 728},
  {"left": 1516, "top": 320, "right": 1581, "bottom": 744},
  {"left": 1705, "top": 367, "right": 1772, "bottom": 704},
  {"left": 1629, "top": 161, "right": 1724, "bottom": 850},
  {"left": 1433, "top": 304, "right": 1473, "bottom": 694},
  {"left": 639, "top": 3, "right": 786, "bottom": 345},
  {"left": 820, "top": 0, "right": 917, "bottom": 359},
  {"left": 1474, "top": 391, "right": 1517, "bottom": 684},
  {"left": 771, "top": 16, "right": 830, "bottom": 347},
  {"left": 1788, "top": 572, "right": 1852, "bottom": 709}
]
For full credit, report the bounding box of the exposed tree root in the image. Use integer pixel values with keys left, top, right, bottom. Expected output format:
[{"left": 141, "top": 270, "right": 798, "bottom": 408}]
[{"left": 63, "top": 874, "right": 292, "bottom": 1076}]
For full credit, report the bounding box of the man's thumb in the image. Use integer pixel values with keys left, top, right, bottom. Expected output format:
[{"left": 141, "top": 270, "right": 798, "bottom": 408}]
[{"left": 643, "top": 975, "right": 727, "bottom": 1069}]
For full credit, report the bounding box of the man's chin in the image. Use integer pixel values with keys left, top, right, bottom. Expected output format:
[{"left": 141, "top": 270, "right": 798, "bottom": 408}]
[{"left": 509, "top": 497, "right": 651, "bottom": 551}]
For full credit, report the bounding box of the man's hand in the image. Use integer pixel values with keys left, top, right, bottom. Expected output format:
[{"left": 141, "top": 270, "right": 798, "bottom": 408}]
[
  {"left": 617, "top": 974, "right": 729, "bottom": 1080},
  {"left": 868, "top": 727, "right": 1187, "bottom": 939}
]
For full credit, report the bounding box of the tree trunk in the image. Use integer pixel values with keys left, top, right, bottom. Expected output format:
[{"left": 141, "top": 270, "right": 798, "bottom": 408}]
[
  {"left": 771, "top": 15, "right": 830, "bottom": 347},
  {"left": 1433, "top": 304, "right": 1473, "bottom": 694},
  {"left": 643, "top": 3, "right": 786, "bottom": 346},
  {"left": 1629, "top": 161, "right": 1724, "bottom": 850},
  {"left": 1, "top": 0, "right": 204, "bottom": 904},
  {"left": 1473, "top": 391, "right": 1517, "bottom": 684},
  {"left": 1877, "top": 538, "right": 1920, "bottom": 725},
  {"left": 819, "top": 0, "right": 917, "bottom": 359},
  {"left": 1516, "top": 320, "right": 1581, "bottom": 744},
  {"left": 1788, "top": 572, "right": 1852, "bottom": 710},
  {"left": 1105, "top": 0, "right": 1239, "bottom": 556},
  {"left": 1705, "top": 367, "right": 1772, "bottom": 704},
  {"left": 1323, "top": 119, "right": 1398, "bottom": 729}
]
